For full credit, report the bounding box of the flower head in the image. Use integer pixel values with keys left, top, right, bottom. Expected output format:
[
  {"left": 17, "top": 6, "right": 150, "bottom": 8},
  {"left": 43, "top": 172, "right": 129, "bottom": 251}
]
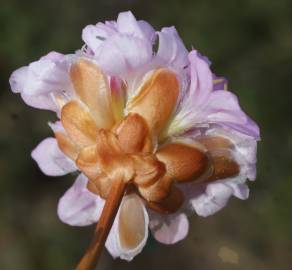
[{"left": 10, "top": 11, "right": 260, "bottom": 262}]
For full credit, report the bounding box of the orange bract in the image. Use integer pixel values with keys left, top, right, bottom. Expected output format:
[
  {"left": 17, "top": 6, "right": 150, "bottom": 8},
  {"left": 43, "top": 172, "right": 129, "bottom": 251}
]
[{"left": 55, "top": 60, "right": 240, "bottom": 213}]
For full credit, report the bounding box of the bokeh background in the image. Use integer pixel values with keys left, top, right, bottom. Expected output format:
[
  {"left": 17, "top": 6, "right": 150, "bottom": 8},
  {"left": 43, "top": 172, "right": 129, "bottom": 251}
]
[{"left": 1, "top": 0, "right": 292, "bottom": 269}]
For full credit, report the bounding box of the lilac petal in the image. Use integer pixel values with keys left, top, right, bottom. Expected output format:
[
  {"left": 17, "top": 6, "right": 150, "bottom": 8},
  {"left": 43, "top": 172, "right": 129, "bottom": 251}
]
[
  {"left": 206, "top": 90, "right": 247, "bottom": 122},
  {"left": 226, "top": 182, "right": 249, "bottom": 200},
  {"left": 223, "top": 119, "right": 260, "bottom": 141},
  {"left": 167, "top": 49, "right": 260, "bottom": 141},
  {"left": 116, "top": 11, "right": 155, "bottom": 42},
  {"left": 31, "top": 137, "right": 76, "bottom": 176},
  {"left": 10, "top": 52, "right": 71, "bottom": 95},
  {"left": 157, "top": 26, "right": 189, "bottom": 70},
  {"left": 138, "top": 20, "right": 156, "bottom": 43},
  {"left": 206, "top": 90, "right": 260, "bottom": 139},
  {"left": 22, "top": 55, "right": 70, "bottom": 96},
  {"left": 21, "top": 92, "right": 58, "bottom": 111},
  {"left": 188, "top": 50, "right": 213, "bottom": 107},
  {"left": 57, "top": 174, "right": 104, "bottom": 226},
  {"left": 97, "top": 34, "right": 152, "bottom": 75},
  {"left": 117, "top": 11, "right": 154, "bottom": 41},
  {"left": 82, "top": 24, "right": 114, "bottom": 54},
  {"left": 149, "top": 212, "right": 189, "bottom": 245},
  {"left": 166, "top": 50, "right": 213, "bottom": 135},
  {"left": 105, "top": 194, "right": 149, "bottom": 261},
  {"left": 40, "top": 51, "right": 65, "bottom": 61},
  {"left": 10, "top": 66, "right": 58, "bottom": 111},
  {"left": 191, "top": 182, "right": 234, "bottom": 217},
  {"left": 9, "top": 51, "right": 73, "bottom": 111},
  {"left": 9, "top": 66, "right": 27, "bottom": 93}
]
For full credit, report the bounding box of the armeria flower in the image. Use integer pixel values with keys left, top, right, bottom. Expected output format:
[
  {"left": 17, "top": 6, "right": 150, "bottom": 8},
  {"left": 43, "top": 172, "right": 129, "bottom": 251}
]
[{"left": 9, "top": 11, "right": 260, "bottom": 265}]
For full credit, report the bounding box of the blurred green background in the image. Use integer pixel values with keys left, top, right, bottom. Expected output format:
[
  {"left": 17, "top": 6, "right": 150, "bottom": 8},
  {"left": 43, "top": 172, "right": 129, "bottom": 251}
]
[{"left": 1, "top": 0, "right": 292, "bottom": 269}]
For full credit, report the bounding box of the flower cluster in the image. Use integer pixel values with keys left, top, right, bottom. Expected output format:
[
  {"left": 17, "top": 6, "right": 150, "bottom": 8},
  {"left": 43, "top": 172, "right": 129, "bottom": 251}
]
[{"left": 9, "top": 11, "right": 259, "bottom": 261}]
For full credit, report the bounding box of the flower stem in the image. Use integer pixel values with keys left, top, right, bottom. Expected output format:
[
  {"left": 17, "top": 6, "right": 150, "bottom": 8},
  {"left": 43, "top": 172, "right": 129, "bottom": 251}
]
[{"left": 76, "top": 178, "right": 126, "bottom": 270}]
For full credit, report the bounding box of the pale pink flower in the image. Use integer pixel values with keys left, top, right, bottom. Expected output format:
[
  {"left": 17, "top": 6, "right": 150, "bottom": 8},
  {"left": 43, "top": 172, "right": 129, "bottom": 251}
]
[{"left": 9, "top": 11, "right": 260, "bottom": 261}]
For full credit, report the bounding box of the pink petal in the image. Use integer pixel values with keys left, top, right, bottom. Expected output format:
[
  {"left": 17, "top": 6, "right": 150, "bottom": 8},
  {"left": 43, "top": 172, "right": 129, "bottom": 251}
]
[
  {"left": 57, "top": 174, "right": 104, "bottom": 226},
  {"left": 137, "top": 20, "right": 156, "bottom": 43},
  {"left": 149, "top": 212, "right": 189, "bottom": 245},
  {"left": 22, "top": 55, "right": 70, "bottom": 96},
  {"left": 9, "top": 66, "right": 27, "bottom": 93},
  {"left": 9, "top": 51, "right": 73, "bottom": 111},
  {"left": 97, "top": 34, "right": 152, "bottom": 75},
  {"left": 227, "top": 182, "right": 249, "bottom": 200},
  {"left": 188, "top": 50, "right": 213, "bottom": 107},
  {"left": 82, "top": 24, "right": 113, "bottom": 54},
  {"left": 21, "top": 92, "right": 58, "bottom": 111},
  {"left": 156, "top": 27, "right": 189, "bottom": 69},
  {"left": 40, "top": 51, "right": 65, "bottom": 61},
  {"left": 10, "top": 66, "right": 58, "bottom": 111},
  {"left": 167, "top": 51, "right": 260, "bottom": 140},
  {"left": 117, "top": 11, "right": 155, "bottom": 42},
  {"left": 116, "top": 11, "right": 146, "bottom": 38},
  {"left": 105, "top": 194, "right": 149, "bottom": 261},
  {"left": 190, "top": 182, "right": 233, "bottom": 217},
  {"left": 31, "top": 137, "right": 76, "bottom": 176},
  {"left": 204, "top": 90, "right": 260, "bottom": 140}
]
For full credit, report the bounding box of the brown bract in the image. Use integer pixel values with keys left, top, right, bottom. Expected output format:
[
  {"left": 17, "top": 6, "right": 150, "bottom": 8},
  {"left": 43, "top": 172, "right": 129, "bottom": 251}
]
[{"left": 55, "top": 59, "right": 240, "bottom": 214}]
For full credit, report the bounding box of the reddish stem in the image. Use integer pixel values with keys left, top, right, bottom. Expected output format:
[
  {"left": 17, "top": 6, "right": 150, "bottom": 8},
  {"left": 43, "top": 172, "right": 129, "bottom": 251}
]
[{"left": 76, "top": 178, "right": 126, "bottom": 270}]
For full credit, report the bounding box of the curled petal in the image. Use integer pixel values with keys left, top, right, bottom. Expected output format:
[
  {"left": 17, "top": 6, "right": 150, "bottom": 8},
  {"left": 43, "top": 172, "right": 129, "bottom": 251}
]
[
  {"left": 167, "top": 50, "right": 260, "bottom": 140},
  {"left": 117, "top": 11, "right": 155, "bottom": 41},
  {"left": 190, "top": 182, "right": 234, "bottom": 217},
  {"left": 82, "top": 11, "right": 155, "bottom": 57},
  {"left": 149, "top": 212, "right": 189, "bottom": 244},
  {"left": 156, "top": 27, "right": 189, "bottom": 70},
  {"left": 128, "top": 69, "right": 179, "bottom": 135},
  {"left": 10, "top": 66, "right": 58, "bottom": 111},
  {"left": 96, "top": 34, "right": 152, "bottom": 75},
  {"left": 227, "top": 182, "right": 249, "bottom": 200},
  {"left": 21, "top": 92, "right": 58, "bottom": 111},
  {"left": 9, "top": 66, "right": 28, "bottom": 93},
  {"left": 31, "top": 137, "right": 76, "bottom": 176},
  {"left": 61, "top": 101, "right": 99, "bottom": 148},
  {"left": 10, "top": 51, "right": 71, "bottom": 96},
  {"left": 82, "top": 24, "right": 116, "bottom": 54},
  {"left": 57, "top": 174, "right": 105, "bottom": 226},
  {"left": 166, "top": 50, "right": 213, "bottom": 136},
  {"left": 105, "top": 194, "right": 149, "bottom": 261},
  {"left": 137, "top": 20, "right": 156, "bottom": 42},
  {"left": 70, "top": 60, "right": 114, "bottom": 128},
  {"left": 156, "top": 142, "right": 208, "bottom": 182},
  {"left": 204, "top": 90, "right": 259, "bottom": 139}
]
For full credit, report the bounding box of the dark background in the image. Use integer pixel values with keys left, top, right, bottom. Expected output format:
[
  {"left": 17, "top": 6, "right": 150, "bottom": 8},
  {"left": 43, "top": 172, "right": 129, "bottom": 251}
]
[{"left": 1, "top": 0, "right": 292, "bottom": 269}]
